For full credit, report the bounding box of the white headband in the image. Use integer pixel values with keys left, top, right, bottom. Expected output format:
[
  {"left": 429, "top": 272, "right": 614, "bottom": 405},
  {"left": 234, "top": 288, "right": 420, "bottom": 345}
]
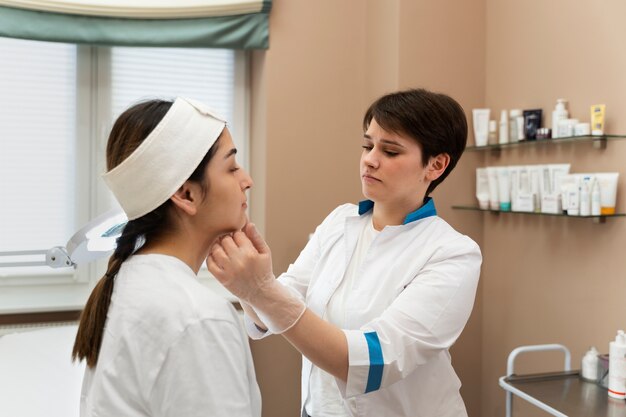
[{"left": 102, "top": 97, "right": 226, "bottom": 220}]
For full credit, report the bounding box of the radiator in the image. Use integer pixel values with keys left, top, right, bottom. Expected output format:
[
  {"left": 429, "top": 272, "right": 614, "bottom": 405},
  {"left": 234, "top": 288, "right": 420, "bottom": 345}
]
[{"left": 0, "top": 320, "right": 78, "bottom": 337}]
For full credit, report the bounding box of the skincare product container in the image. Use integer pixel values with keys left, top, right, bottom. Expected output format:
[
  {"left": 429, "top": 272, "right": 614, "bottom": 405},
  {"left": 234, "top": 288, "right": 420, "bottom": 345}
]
[
  {"left": 515, "top": 166, "right": 535, "bottom": 212},
  {"left": 488, "top": 120, "right": 497, "bottom": 144},
  {"left": 580, "top": 177, "right": 592, "bottom": 216},
  {"left": 499, "top": 110, "right": 509, "bottom": 144},
  {"left": 608, "top": 330, "right": 626, "bottom": 400},
  {"left": 575, "top": 122, "right": 591, "bottom": 136},
  {"left": 566, "top": 176, "right": 581, "bottom": 216},
  {"left": 523, "top": 109, "right": 542, "bottom": 140},
  {"left": 509, "top": 109, "right": 522, "bottom": 143},
  {"left": 509, "top": 166, "right": 520, "bottom": 212},
  {"left": 536, "top": 128, "right": 551, "bottom": 140},
  {"left": 472, "top": 109, "right": 490, "bottom": 146},
  {"left": 476, "top": 168, "right": 490, "bottom": 209},
  {"left": 497, "top": 167, "right": 511, "bottom": 211},
  {"left": 582, "top": 346, "right": 600, "bottom": 382},
  {"left": 591, "top": 104, "right": 606, "bottom": 136},
  {"left": 486, "top": 167, "right": 500, "bottom": 210},
  {"left": 540, "top": 164, "right": 570, "bottom": 214},
  {"left": 557, "top": 118, "right": 579, "bottom": 138},
  {"left": 591, "top": 178, "right": 601, "bottom": 216},
  {"left": 529, "top": 166, "right": 542, "bottom": 212},
  {"left": 551, "top": 99, "right": 569, "bottom": 139},
  {"left": 595, "top": 173, "right": 619, "bottom": 215}
]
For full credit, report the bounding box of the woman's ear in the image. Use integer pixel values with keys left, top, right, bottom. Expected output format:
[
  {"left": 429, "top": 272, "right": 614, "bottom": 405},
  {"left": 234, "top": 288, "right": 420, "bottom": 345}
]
[
  {"left": 426, "top": 153, "right": 450, "bottom": 182},
  {"left": 170, "top": 181, "right": 201, "bottom": 216}
]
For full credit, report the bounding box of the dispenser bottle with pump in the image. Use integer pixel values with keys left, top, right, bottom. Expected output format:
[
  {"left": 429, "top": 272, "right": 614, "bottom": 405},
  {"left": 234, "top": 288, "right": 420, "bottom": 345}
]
[
  {"left": 609, "top": 330, "right": 626, "bottom": 399},
  {"left": 552, "top": 99, "right": 569, "bottom": 139}
]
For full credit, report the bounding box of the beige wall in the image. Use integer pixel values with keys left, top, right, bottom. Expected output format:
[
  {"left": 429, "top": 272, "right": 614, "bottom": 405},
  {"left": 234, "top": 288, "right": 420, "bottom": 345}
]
[
  {"left": 249, "top": 0, "right": 485, "bottom": 416},
  {"left": 482, "top": 1, "right": 626, "bottom": 416},
  {"left": 250, "top": 1, "right": 626, "bottom": 416}
]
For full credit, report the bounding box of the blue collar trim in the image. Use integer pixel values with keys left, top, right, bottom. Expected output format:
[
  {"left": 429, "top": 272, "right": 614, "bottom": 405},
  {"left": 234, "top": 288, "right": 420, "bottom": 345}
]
[{"left": 358, "top": 197, "right": 437, "bottom": 225}]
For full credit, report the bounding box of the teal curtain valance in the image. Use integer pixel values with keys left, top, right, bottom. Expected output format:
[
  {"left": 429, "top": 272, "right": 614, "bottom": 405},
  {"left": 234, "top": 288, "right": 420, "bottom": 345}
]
[{"left": 0, "top": 1, "right": 271, "bottom": 49}]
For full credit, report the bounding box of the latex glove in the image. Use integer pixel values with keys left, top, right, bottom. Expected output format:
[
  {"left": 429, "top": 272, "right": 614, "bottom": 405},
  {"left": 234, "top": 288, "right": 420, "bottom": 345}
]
[{"left": 207, "top": 223, "right": 306, "bottom": 334}]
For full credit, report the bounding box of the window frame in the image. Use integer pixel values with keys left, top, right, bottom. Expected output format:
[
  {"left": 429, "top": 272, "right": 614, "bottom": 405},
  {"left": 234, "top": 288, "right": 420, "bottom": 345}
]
[{"left": 0, "top": 43, "right": 249, "bottom": 313}]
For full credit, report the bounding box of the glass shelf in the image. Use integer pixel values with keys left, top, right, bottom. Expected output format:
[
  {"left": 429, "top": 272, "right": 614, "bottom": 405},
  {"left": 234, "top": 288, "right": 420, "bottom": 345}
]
[
  {"left": 466, "top": 134, "right": 626, "bottom": 152},
  {"left": 452, "top": 205, "right": 626, "bottom": 223}
]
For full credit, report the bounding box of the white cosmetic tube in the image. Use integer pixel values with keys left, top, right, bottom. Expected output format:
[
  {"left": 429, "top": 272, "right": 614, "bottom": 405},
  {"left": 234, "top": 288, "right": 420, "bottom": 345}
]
[
  {"left": 476, "top": 168, "right": 490, "bottom": 209},
  {"left": 516, "top": 115, "right": 525, "bottom": 141},
  {"left": 540, "top": 164, "right": 571, "bottom": 214},
  {"left": 595, "top": 173, "right": 619, "bottom": 215},
  {"left": 567, "top": 176, "right": 581, "bottom": 216},
  {"left": 528, "top": 165, "right": 542, "bottom": 212},
  {"left": 580, "top": 176, "right": 592, "bottom": 216},
  {"left": 509, "top": 166, "right": 520, "bottom": 211},
  {"left": 473, "top": 109, "right": 490, "bottom": 147},
  {"left": 549, "top": 164, "right": 571, "bottom": 193},
  {"left": 516, "top": 167, "right": 534, "bottom": 212},
  {"left": 486, "top": 166, "right": 500, "bottom": 210},
  {"left": 497, "top": 167, "right": 511, "bottom": 211},
  {"left": 559, "top": 174, "right": 577, "bottom": 213}
]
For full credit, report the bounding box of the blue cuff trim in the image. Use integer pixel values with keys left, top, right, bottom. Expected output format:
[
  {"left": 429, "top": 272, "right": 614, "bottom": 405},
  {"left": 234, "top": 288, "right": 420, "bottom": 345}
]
[
  {"left": 364, "top": 331, "right": 384, "bottom": 393},
  {"left": 357, "top": 197, "right": 437, "bottom": 224}
]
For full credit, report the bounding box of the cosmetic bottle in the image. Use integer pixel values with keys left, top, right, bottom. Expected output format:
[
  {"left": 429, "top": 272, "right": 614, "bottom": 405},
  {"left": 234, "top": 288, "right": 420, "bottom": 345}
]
[
  {"left": 499, "top": 110, "right": 509, "bottom": 144},
  {"left": 488, "top": 120, "right": 497, "bottom": 144},
  {"left": 591, "top": 178, "right": 601, "bottom": 216},
  {"left": 523, "top": 109, "right": 542, "bottom": 140},
  {"left": 509, "top": 109, "right": 522, "bottom": 143},
  {"left": 551, "top": 99, "right": 568, "bottom": 139},
  {"left": 580, "top": 177, "right": 591, "bottom": 216},
  {"left": 608, "top": 330, "right": 626, "bottom": 400},
  {"left": 472, "top": 109, "right": 490, "bottom": 146},
  {"left": 567, "top": 179, "right": 580, "bottom": 216},
  {"left": 582, "top": 346, "right": 600, "bottom": 382}
]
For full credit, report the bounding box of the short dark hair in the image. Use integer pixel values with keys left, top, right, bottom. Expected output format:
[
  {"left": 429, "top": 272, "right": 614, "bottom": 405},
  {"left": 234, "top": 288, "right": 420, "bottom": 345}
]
[{"left": 363, "top": 88, "right": 468, "bottom": 196}]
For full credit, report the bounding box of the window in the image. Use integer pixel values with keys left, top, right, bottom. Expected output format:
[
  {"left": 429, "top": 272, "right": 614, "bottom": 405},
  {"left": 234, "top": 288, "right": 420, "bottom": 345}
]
[{"left": 0, "top": 37, "right": 248, "bottom": 313}]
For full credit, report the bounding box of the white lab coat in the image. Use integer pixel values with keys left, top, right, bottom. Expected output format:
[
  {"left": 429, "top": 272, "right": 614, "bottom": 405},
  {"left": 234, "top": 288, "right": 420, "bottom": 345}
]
[
  {"left": 246, "top": 200, "right": 481, "bottom": 417},
  {"left": 81, "top": 254, "right": 261, "bottom": 417}
]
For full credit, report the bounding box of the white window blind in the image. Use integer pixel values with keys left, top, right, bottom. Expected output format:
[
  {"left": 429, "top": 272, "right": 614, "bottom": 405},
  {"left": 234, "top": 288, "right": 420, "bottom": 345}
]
[
  {"left": 0, "top": 37, "right": 77, "bottom": 253},
  {"left": 0, "top": 39, "right": 245, "bottom": 311},
  {"left": 110, "top": 47, "right": 236, "bottom": 134}
]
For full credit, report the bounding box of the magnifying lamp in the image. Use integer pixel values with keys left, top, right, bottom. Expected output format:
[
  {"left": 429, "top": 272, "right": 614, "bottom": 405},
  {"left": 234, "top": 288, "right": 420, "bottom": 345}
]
[{"left": 0, "top": 209, "right": 127, "bottom": 268}]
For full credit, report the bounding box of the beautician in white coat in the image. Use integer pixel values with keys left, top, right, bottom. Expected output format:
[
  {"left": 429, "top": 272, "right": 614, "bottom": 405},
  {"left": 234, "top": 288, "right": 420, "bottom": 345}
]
[
  {"left": 209, "top": 88, "right": 482, "bottom": 417},
  {"left": 73, "top": 98, "right": 260, "bottom": 417}
]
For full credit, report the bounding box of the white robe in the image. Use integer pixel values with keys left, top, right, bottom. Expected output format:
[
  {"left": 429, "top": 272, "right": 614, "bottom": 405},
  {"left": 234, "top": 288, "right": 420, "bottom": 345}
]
[
  {"left": 80, "top": 254, "right": 261, "bottom": 417},
  {"left": 247, "top": 200, "right": 481, "bottom": 417}
]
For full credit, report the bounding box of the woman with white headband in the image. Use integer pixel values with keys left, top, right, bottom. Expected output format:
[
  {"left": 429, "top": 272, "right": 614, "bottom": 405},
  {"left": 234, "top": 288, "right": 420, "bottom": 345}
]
[{"left": 72, "top": 98, "right": 260, "bottom": 417}]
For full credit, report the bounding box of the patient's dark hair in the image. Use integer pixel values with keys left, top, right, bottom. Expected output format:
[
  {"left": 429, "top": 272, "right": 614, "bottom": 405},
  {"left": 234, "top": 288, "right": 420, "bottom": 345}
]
[{"left": 72, "top": 99, "right": 218, "bottom": 367}]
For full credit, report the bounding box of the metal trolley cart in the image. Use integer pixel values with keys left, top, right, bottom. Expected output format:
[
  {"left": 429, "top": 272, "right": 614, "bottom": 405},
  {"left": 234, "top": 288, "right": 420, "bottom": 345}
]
[{"left": 499, "top": 344, "right": 626, "bottom": 417}]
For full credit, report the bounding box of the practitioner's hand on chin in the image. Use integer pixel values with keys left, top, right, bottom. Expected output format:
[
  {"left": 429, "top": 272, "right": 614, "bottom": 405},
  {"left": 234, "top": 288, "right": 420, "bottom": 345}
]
[{"left": 206, "top": 223, "right": 274, "bottom": 303}]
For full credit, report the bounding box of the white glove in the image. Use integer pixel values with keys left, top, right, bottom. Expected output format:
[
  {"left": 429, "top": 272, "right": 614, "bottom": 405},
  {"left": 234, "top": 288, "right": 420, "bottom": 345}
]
[{"left": 207, "top": 223, "right": 306, "bottom": 334}]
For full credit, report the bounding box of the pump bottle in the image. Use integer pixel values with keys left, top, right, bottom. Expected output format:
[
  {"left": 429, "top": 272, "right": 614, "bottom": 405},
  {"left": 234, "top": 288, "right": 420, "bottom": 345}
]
[
  {"left": 609, "top": 330, "right": 626, "bottom": 399},
  {"left": 552, "top": 99, "right": 569, "bottom": 139}
]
